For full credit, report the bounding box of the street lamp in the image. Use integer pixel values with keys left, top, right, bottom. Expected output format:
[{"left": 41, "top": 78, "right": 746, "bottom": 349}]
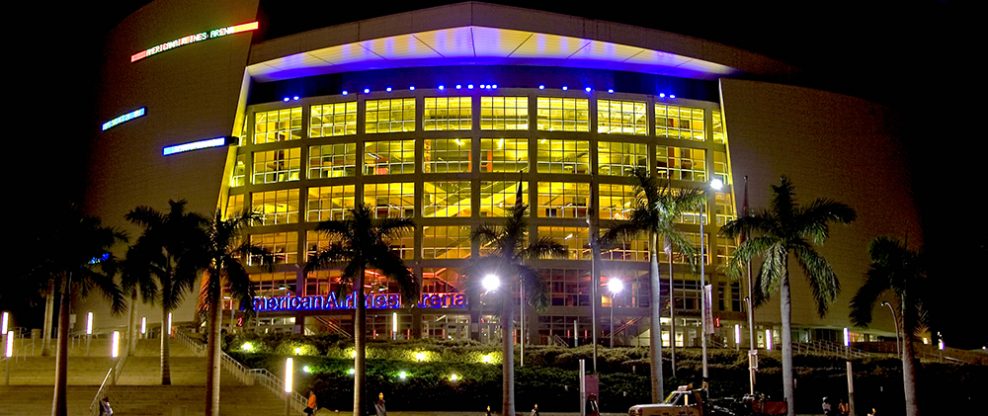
[
  {"left": 86, "top": 312, "right": 94, "bottom": 356},
  {"left": 607, "top": 278, "right": 624, "bottom": 348},
  {"left": 284, "top": 357, "right": 294, "bottom": 416},
  {"left": 111, "top": 331, "right": 120, "bottom": 385},
  {"left": 482, "top": 274, "right": 501, "bottom": 292},
  {"left": 880, "top": 302, "right": 900, "bottom": 357},
  {"left": 698, "top": 178, "right": 723, "bottom": 379}
]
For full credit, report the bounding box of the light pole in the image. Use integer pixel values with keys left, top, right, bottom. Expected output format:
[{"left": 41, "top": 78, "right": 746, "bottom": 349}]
[
  {"left": 284, "top": 357, "right": 294, "bottom": 416},
  {"left": 85, "top": 312, "right": 93, "bottom": 356},
  {"left": 608, "top": 278, "right": 624, "bottom": 348},
  {"left": 699, "top": 178, "right": 723, "bottom": 379},
  {"left": 880, "top": 301, "right": 900, "bottom": 357},
  {"left": 111, "top": 331, "right": 120, "bottom": 385},
  {"left": 5, "top": 330, "right": 12, "bottom": 385}
]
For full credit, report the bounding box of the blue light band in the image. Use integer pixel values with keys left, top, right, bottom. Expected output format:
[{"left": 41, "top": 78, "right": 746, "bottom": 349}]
[
  {"left": 101, "top": 107, "right": 146, "bottom": 131},
  {"left": 162, "top": 136, "right": 236, "bottom": 156}
]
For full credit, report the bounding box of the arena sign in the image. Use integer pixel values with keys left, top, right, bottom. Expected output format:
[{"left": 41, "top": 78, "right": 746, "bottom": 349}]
[
  {"left": 253, "top": 292, "right": 467, "bottom": 313},
  {"left": 131, "top": 21, "right": 259, "bottom": 62}
]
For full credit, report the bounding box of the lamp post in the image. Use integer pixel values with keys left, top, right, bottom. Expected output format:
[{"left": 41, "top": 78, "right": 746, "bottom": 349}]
[
  {"left": 86, "top": 312, "right": 94, "bottom": 356},
  {"left": 284, "top": 357, "right": 294, "bottom": 416},
  {"left": 698, "top": 178, "right": 723, "bottom": 379},
  {"left": 5, "top": 331, "right": 12, "bottom": 385},
  {"left": 608, "top": 278, "right": 624, "bottom": 348},
  {"left": 880, "top": 301, "right": 900, "bottom": 357},
  {"left": 1, "top": 312, "right": 8, "bottom": 363},
  {"left": 111, "top": 331, "right": 120, "bottom": 385}
]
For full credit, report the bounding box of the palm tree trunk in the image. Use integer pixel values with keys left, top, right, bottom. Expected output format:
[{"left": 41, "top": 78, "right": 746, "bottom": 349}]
[
  {"left": 502, "top": 278, "right": 516, "bottom": 416},
  {"left": 648, "top": 232, "right": 665, "bottom": 402},
  {"left": 353, "top": 266, "right": 366, "bottom": 416},
  {"left": 161, "top": 305, "right": 172, "bottom": 385},
  {"left": 900, "top": 296, "right": 920, "bottom": 416},
  {"left": 51, "top": 273, "right": 71, "bottom": 416},
  {"left": 780, "top": 265, "right": 795, "bottom": 416},
  {"left": 667, "top": 246, "right": 676, "bottom": 378},
  {"left": 127, "top": 291, "right": 138, "bottom": 354},
  {"left": 205, "top": 286, "right": 222, "bottom": 416},
  {"left": 42, "top": 279, "right": 55, "bottom": 357}
]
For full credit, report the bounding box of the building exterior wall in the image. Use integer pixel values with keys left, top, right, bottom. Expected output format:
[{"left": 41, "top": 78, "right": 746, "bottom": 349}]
[
  {"left": 83, "top": 0, "right": 260, "bottom": 329},
  {"left": 720, "top": 78, "right": 921, "bottom": 337}
]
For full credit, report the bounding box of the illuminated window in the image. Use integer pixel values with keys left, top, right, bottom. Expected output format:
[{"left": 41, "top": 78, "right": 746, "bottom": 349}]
[
  {"left": 225, "top": 194, "right": 244, "bottom": 220},
  {"left": 303, "top": 269, "right": 339, "bottom": 296},
  {"left": 424, "top": 97, "right": 472, "bottom": 131},
  {"left": 308, "top": 143, "right": 357, "bottom": 178},
  {"left": 363, "top": 183, "right": 414, "bottom": 219},
  {"left": 364, "top": 140, "right": 415, "bottom": 175},
  {"left": 716, "top": 236, "right": 737, "bottom": 266},
  {"left": 537, "top": 97, "right": 589, "bottom": 132},
  {"left": 306, "top": 185, "right": 356, "bottom": 222},
  {"left": 422, "top": 267, "right": 466, "bottom": 293},
  {"left": 365, "top": 98, "right": 416, "bottom": 133},
  {"left": 655, "top": 104, "right": 705, "bottom": 141},
  {"left": 310, "top": 102, "right": 357, "bottom": 137},
  {"left": 713, "top": 150, "right": 730, "bottom": 185},
  {"left": 422, "top": 225, "right": 471, "bottom": 259},
  {"left": 712, "top": 110, "right": 727, "bottom": 144},
  {"left": 424, "top": 139, "right": 471, "bottom": 173},
  {"left": 389, "top": 232, "right": 415, "bottom": 260},
  {"left": 251, "top": 272, "right": 296, "bottom": 297},
  {"left": 542, "top": 269, "right": 590, "bottom": 306},
  {"left": 672, "top": 279, "right": 701, "bottom": 312},
  {"left": 600, "top": 230, "right": 648, "bottom": 261},
  {"left": 254, "top": 107, "right": 302, "bottom": 144},
  {"left": 598, "top": 184, "right": 637, "bottom": 220},
  {"left": 479, "top": 181, "right": 528, "bottom": 217},
  {"left": 230, "top": 154, "right": 246, "bottom": 187},
  {"left": 656, "top": 146, "right": 706, "bottom": 182},
  {"left": 674, "top": 192, "right": 704, "bottom": 225},
  {"left": 305, "top": 230, "right": 331, "bottom": 260},
  {"left": 597, "top": 99, "right": 647, "bottom": 135},
  {"left": 715, "top": 192, "right": 736, "bottom": 226},
  {"left": 252, "top": 148, "right": 301, "bottom": 184},
  {"left": 480, "top": 138, "right": 529, "bottom": 172},
  {"left": 423, "top": 181, "right": 472, "bottom": 218},
  {"left": 536, "top": 139, "right": 590, "bottom": 174},
  {"left": 251, "top": 189, "right": 299, "bottom": 225},
  {"left": 481, "top": 97, "right": 529, "bottom": 130},
  {"left": 537, "top": 226, "right": 586, "bottom": 259},
  {"left": 537, "top": 182, "right": 590, "bottom": 218},
  {"left": 250, "top": 232, "right": 298, "bottom": 265},
  {"left": 731, "top": 282, "right": 742, "bottom": 312},
  {"left": 659, "top": 232, "right": 708, "bottom": 264},
  {"left": 598, "top": 141, "right": 648, "bottom": 176}
]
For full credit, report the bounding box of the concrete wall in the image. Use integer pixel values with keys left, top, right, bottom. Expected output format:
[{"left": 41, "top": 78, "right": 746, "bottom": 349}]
[
  {"left": 82, "top": 0, "right": 260, "bottom": 329},
  {"left": 720, "top": 78, "right": 921, "bottom": 335}
]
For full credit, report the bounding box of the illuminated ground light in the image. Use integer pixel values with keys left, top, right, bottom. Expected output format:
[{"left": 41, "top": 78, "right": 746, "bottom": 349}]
[
  {"left": 398, "top": 371, "right": 408, "bottom": 380},
  {"left": 414, "top": 351, "right": 427, "bottom": 362},
  {"left": 481, "top": 354, "right": 494, "bottom": 364},
  {"left": 349, "top": 350, "right": 356, "bottom": 359},
  {"left": 240, "top": 342, "right": 254, "bottom": 353},
  {"left": 101, "top": 107, "right": 146, "bottom": 131},
  {"left": 302, "top": 365, "right": 312, "bottom": 374},
  {"left": 294, "top": 347, "right": 302, "bottom": 355},
  {"left": 347, "top": 368, "right": 355, "bottom": 376},
  {"left": 448, "top": 373, "right": 460, "bottom": 382},
  {"left": 162, "top": 136, "right": 236, "bottom": 156}
]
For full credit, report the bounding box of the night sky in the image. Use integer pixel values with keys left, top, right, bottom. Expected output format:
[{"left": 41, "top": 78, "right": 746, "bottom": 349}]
[{"left": 6, "top": 1, "right": 985, "bottom": 347}]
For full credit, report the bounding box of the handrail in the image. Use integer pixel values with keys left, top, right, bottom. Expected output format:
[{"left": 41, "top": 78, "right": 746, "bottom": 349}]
[
  {"left": 174, "top": 329, "right": 206, "bottom": 356},
  {"left": 248, "top": 368, "right": 307, "bottom": 411},
  {"left": 221, "top": 350, "right": 255, "bottom": 385},
  {"left": 89, "top": 368, "right": 114, "bottom": 416}
]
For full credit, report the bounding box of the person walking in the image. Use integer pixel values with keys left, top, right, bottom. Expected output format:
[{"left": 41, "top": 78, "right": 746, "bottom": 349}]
[
  {"left": 530, "top": 403, "right": 540, "bottom": 416},
  {"left": 586, "top": 393, "right": 600, "bottom": 416},
  {"left": 305, "top": 389, "right": 318, "bottom": 415},
  {"left": 374, "top": 392, "right": 387, "bottom": 416},
  {"left": 837, "top": 398, "right": 849, "bottom": 416},
  {"left": 99, "top": 397, "right": 113, "bottom": 416},
  {"left": 822, "top": 397, "right": 832, "bottom": 416}
]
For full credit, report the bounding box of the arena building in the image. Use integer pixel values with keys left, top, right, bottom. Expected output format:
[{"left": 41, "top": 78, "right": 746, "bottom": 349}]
[{"left": 85, "top": 0, "right": 919, "bottom": 349}]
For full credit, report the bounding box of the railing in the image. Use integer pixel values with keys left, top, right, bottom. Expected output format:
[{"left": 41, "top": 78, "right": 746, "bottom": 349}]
[
  {"left": 89, "top": 368, "right": 114, "bottom": 416},
  {"left": 312, "top": 316, "right": 351, "bottom": 339},
  {"left": 221, "top": 350, "right": 255, "bottom": 385},
  {"left": 248, "top": 367, "right": 307, "bottom": 411},
  {"left": 792, "top": 340, "right": 869, "bottom": 359},
  {"left": 174, "top": 329, "right": 206, "bottom": 356},
  {"left": 551, "top": 335, "right": 568, "bottom": 347}
]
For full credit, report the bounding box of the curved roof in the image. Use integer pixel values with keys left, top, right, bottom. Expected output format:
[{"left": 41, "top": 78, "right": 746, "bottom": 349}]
[{"left": 247, "top": 2, "right": 794, "bottom": 82}]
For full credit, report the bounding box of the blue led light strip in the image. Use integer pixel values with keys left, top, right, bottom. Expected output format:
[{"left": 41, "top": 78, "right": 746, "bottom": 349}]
[
  {"left": 101, "top": 107, "right": 146, "bottom": 131},
  {"left": 162, "top": 136, "right": 236, "bottom": 156}
]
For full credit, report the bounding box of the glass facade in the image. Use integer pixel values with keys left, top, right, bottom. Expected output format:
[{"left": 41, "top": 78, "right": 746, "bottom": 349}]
[{"left": 234, "top": 88, "right": 737, "bottom": 344}]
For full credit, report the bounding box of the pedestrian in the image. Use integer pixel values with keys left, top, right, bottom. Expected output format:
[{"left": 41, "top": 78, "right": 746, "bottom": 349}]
[
  {"left": 837, "top": 398, "right": 849, "bottom": 416},
  {"left": 530, "top": 403, "right": 540, "bottom": 416},
  {"left": 99, "top": 397, "right": 113, "bottom": 416},
  {"left": 374, "top": 392, "right": 387, "bottom": 416},
  {"left": 867, "top": 407, "right": 878, "bottom": 416},
  {"left": 822, "top": 396, "right": 832, "bottom": 416},
  {"left": 304, "top": 389, "right": 317, "bottom": 415},
  {"left": 586, "top": 393, "right": 600, "bottom": 416},
  {"left": 485, "top": 405, "right": 493, "bottom": 416}
]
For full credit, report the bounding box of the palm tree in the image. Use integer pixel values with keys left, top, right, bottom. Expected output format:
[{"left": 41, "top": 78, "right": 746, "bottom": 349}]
[
  {"left": 202, "top": 210, "right": 269, "bottom": 416},
  {"left": 122, "top": 199, "right": 209, "bottom": 384},
  {"left": 602, "top": 167, "right": 704, "bottom": 402},
  {"left": 304, "top": 203, "right": 418, "bottom": 416},
  {"left": 850, "top": 237, "right": 924, "bottom": 416},
  {"left": 24, "top": 205, "right": 126, "bottom": 416},
  {"left": 720, "top": 176, "right": 855, "bottom": 416},
  {"left": 470, "top": 194, "right": 566, "bottom": 416}
]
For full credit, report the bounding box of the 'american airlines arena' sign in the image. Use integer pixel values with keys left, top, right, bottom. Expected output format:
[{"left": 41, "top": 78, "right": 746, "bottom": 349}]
[{"left": 253, "top": 292, "right": 467, "bottom": 313}]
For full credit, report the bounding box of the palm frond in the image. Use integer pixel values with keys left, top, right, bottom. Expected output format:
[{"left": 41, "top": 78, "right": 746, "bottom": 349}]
[
  {"left": 849, "top": 269, "right": 888, "bottom": 327},
  {"left": 370, "top": 249, "right": 418, "bottom": 305},
  {"left": 378, "top": 218, "right": 415, "bottom": 240},
  {"left": 522, "top": 237, "right": 567, "bottom": 260},
  {"left": 518, "top": 263, "right": 548, "bottom": 311},
  {"left": 792, "top": 242, "right": 840, "bottom": 317}
]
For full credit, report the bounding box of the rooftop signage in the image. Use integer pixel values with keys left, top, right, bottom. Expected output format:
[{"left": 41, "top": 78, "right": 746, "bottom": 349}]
[
  {"left": 131, "top": 21, "right": 259, "bottom": 63},
  {"left": 254, "top": 292, "right": 467, "bottom": 313},
  {"left": 101, "top": 107, "right": 146, "bottom": 131}
]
